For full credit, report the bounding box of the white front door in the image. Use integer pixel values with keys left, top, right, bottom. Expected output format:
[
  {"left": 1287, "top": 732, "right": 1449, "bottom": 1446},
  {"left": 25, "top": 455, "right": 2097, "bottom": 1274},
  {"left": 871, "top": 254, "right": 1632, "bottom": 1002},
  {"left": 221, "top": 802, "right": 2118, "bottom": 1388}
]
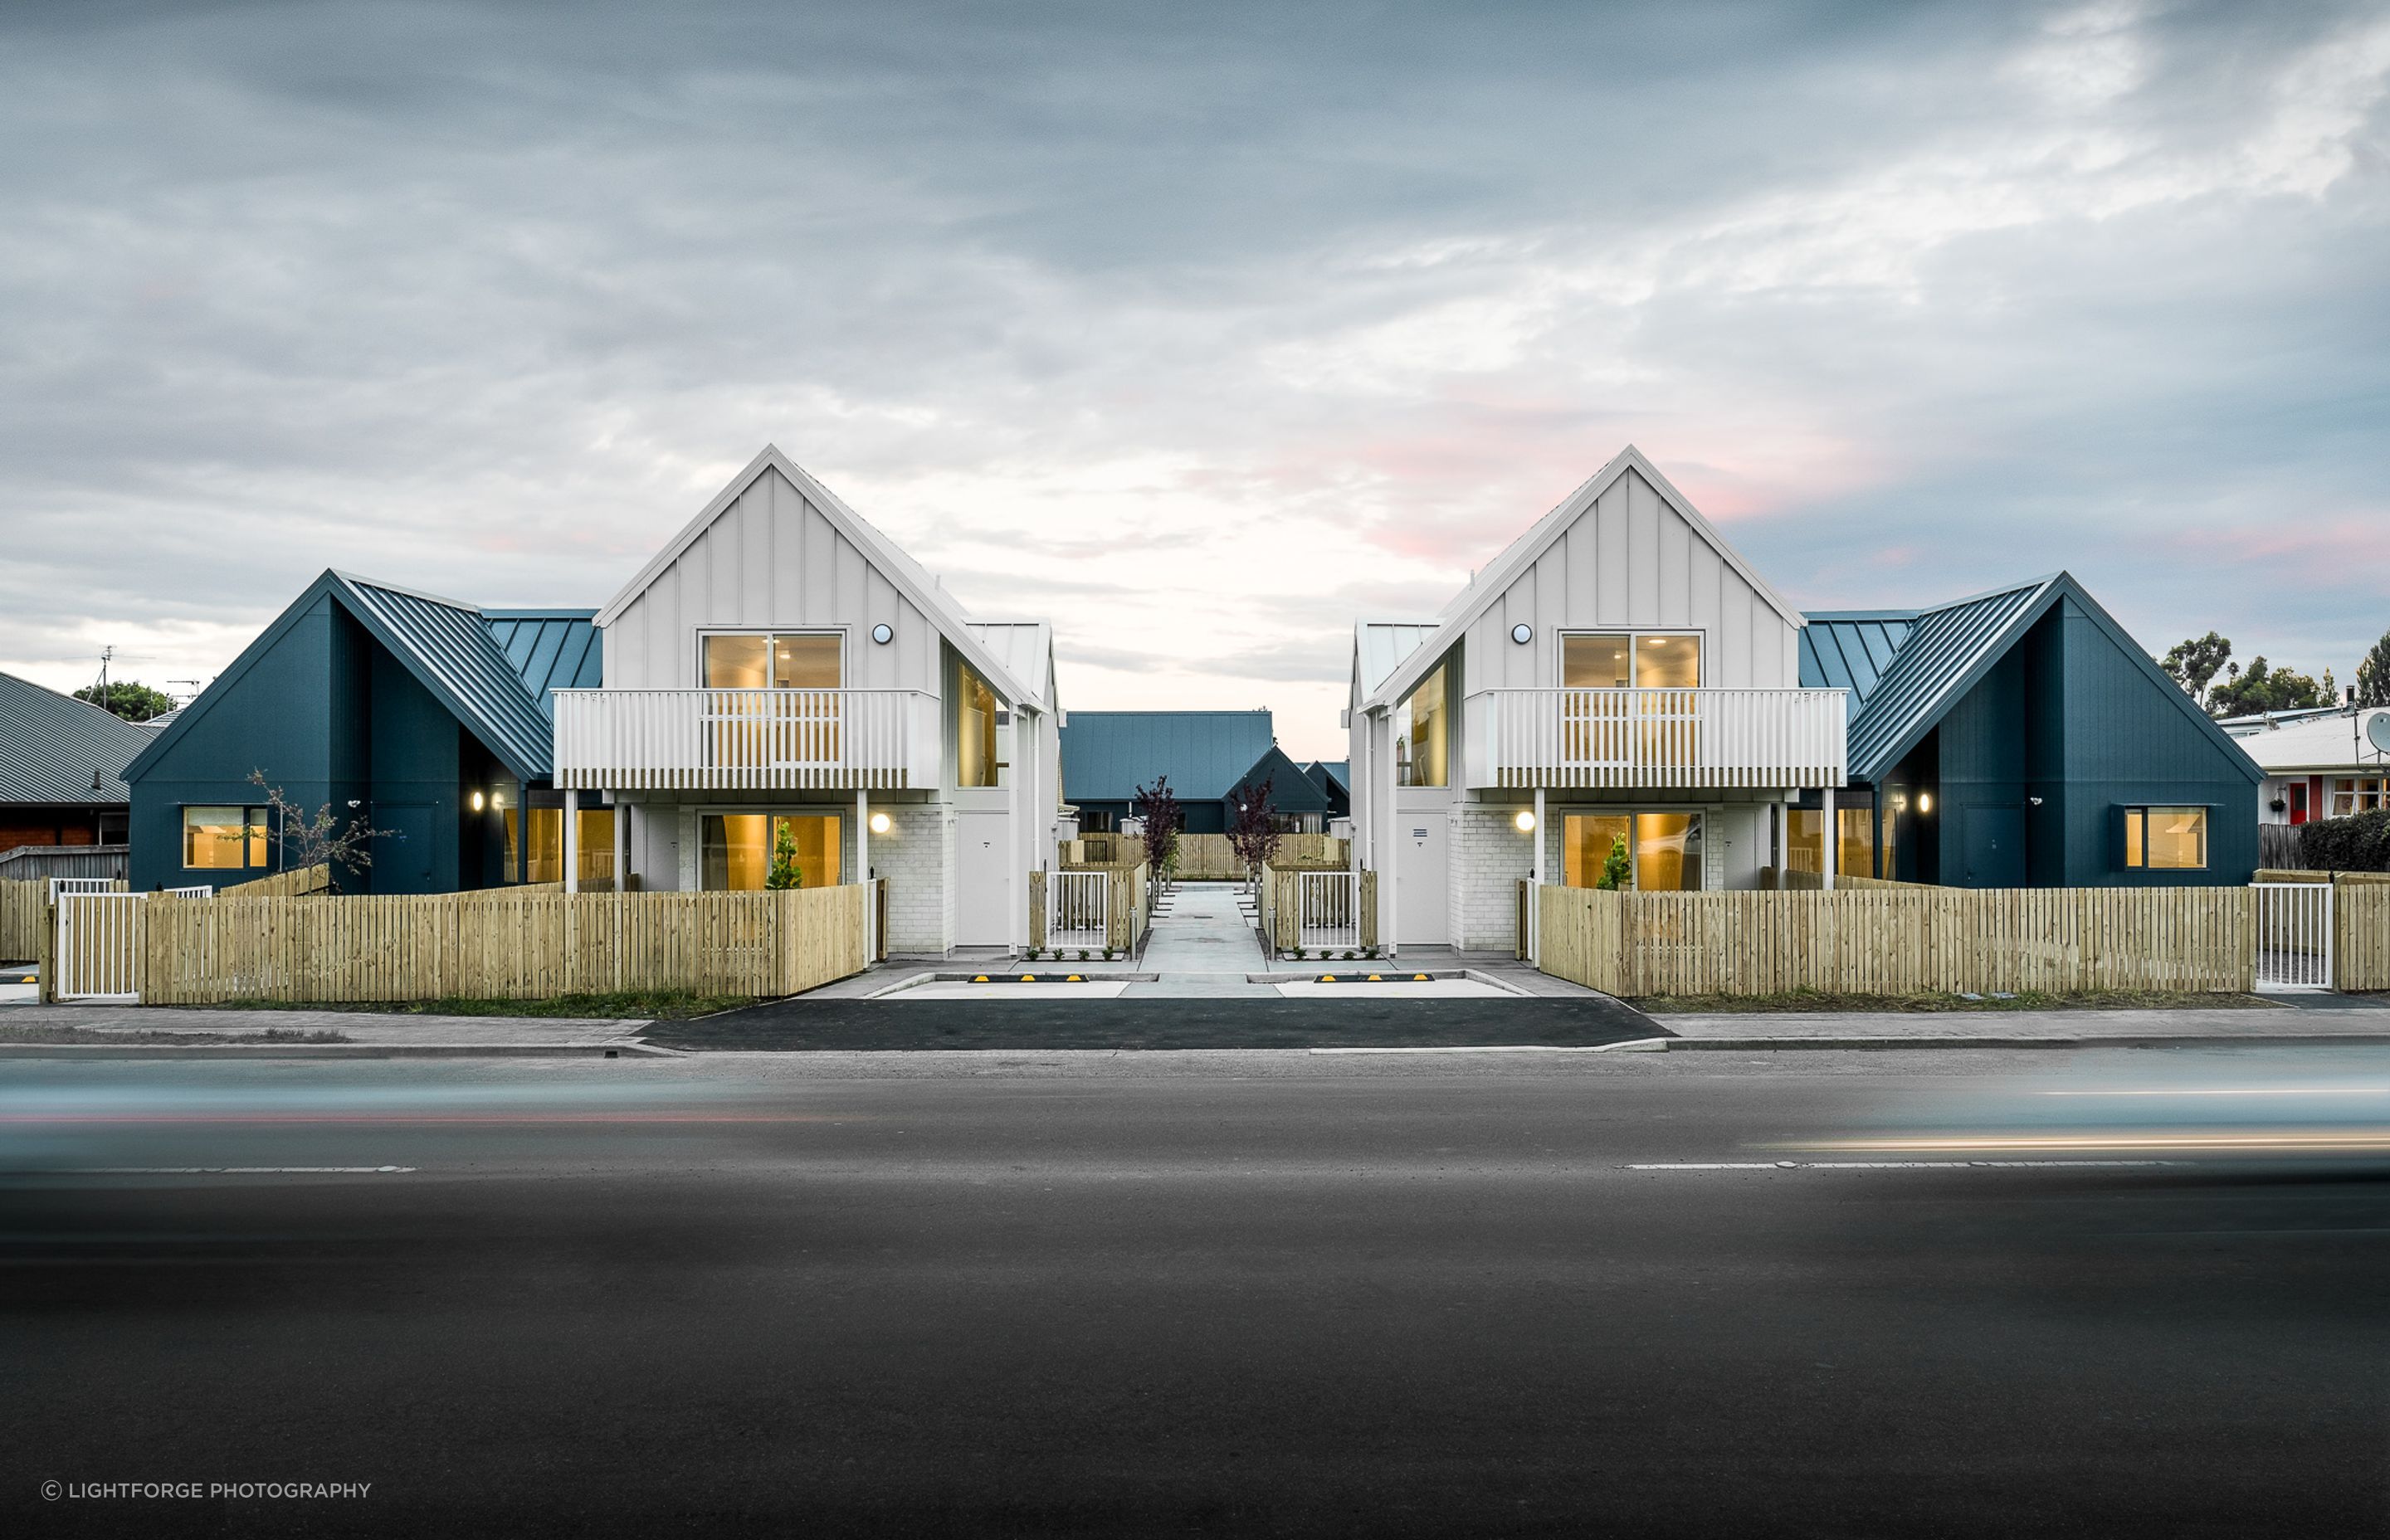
[
  {"left": 955, "top": 809, "right": 1012, "bottom": 946},
  {"left": 1396, "top": 815, "right": 1448, "bottom": 946}
]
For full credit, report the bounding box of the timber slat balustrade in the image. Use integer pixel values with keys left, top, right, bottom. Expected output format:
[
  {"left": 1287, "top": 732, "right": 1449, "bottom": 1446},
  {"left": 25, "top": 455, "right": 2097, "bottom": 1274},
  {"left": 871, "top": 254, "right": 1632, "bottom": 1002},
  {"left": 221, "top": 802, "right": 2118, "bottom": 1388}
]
[
  {"left": 134, "top": 888, "right": 871, "bottom": 1005},
  {"left": 1536, "top": 885, "right": 2260, "bottom": 997}
]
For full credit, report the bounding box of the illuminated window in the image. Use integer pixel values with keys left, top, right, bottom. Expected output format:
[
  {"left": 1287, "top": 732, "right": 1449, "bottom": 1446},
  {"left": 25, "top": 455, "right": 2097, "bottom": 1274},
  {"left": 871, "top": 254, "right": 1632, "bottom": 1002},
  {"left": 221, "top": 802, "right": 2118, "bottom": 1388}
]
[
  {"left": 517, "top": 807, "right": 615, "bottom": 886},
  {"left": 1398, "top": 662, "right": 1449, "bottom": 787},
  {"left": 1562, "top": 812, "right": 1704, "bottom": 890},
  {"left": 702, "top": 632, "right": 841, "bottom": 690},
  {"left": 2123, "top": 806, "right": 2207, "bottom": 870},
  {"left": 956, "top": 663, "right": 1002, "bottom": 787},
  {"left": 1787, "top": 806, "right": 1875, "bottom": 878},
  {"left": 183, "top": 806, "right": 267, "bottom": 870},
  {"left": 2329, "top": 777, "right": 2386, "bottom": 818},
  {"left": 1562, "top": 633, "right": 1702, "bottom": 689},
  {"left": 700, "top": 814, "right": 841, "bottom": 890}
]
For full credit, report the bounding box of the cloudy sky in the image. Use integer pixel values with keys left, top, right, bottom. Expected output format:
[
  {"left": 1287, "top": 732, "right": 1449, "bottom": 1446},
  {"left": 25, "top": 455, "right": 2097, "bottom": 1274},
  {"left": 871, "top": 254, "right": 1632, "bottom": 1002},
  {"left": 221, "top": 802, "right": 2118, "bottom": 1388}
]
[{"left": 3, "top": 0, "right": 2385, "bottom": 758}]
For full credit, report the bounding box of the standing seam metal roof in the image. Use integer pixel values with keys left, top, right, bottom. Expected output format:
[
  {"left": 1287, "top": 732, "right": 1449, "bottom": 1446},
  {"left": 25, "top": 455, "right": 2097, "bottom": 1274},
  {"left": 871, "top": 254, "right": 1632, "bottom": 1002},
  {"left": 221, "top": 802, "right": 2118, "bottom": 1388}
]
[
  {"left": 483, "top": 611, "right": 603, "bottom": 718},
  {"left": 336, "top": 577, "right": 564, "bottom": 782},
  {"left": 0, "top": 669, "right": 153, "bottom": 803},
  {"left": 1060, "top": 711, "right": 1278, "bottom": 803}
]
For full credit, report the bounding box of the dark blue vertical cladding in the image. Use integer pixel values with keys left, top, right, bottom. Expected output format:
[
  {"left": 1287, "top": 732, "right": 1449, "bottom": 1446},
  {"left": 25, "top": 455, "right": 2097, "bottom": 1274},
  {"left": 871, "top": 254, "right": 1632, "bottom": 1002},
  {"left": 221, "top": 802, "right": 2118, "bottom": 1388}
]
[
  {"left": 1933, "top": 646, "right": 2029, "bottom": 885},
  {"left": 2051, "top": 597, "right": 2260, "bottom": 885},
  {"left": 365, "top": 646, "right": 463, "bottom": 894},
  {"left": 130, "top": 593, "right": 360, "bottom": 891}
]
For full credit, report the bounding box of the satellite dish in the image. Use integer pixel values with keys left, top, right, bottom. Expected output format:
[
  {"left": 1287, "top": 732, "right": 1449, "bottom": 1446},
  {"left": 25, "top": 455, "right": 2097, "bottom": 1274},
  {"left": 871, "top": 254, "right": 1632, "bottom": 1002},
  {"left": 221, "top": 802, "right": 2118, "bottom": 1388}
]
[{"left": 2367, "top": 713, "right": 2390, "bottom": 758}]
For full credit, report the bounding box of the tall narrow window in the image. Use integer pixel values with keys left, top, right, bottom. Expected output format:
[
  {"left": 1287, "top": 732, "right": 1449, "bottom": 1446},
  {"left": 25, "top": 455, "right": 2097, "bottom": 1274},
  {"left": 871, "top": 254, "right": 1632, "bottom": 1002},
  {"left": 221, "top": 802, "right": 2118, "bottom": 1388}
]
[
  {"left": 1562, "top": 634, "right": 1701, "bottom": 768},
  {"left": 957, "top": 663, "right": 1002, "bottom": 787},
  {"left": 1399, "top": 662, "right": 1449, "bottom": 787}
]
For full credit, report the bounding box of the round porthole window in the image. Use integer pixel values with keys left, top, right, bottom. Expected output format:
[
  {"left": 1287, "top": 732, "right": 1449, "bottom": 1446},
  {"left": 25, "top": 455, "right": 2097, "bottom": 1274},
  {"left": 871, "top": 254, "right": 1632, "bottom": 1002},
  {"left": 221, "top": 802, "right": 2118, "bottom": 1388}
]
[
  {"left": 871, "top": 623, "right": 894, "bottom": 645},
  {"left": 1510, "top": 623, "right": 1532, "bottom": 645}
]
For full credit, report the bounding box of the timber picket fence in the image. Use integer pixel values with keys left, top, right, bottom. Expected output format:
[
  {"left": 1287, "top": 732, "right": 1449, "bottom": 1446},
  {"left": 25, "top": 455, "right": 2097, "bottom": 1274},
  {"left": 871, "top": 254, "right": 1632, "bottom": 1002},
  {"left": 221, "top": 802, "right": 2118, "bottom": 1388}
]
[
  {"left": 2, "top": 879, "right": 48, "bottom": 962},
  {"left": 1029, "top": 861, "right": 1150, "bottom": 954},
  {"left": 1539, "top": 885, "right": 2256, "bottom": 997},
  {"left": 103, "top": 887, "right": 871, "bottom": 1006}
]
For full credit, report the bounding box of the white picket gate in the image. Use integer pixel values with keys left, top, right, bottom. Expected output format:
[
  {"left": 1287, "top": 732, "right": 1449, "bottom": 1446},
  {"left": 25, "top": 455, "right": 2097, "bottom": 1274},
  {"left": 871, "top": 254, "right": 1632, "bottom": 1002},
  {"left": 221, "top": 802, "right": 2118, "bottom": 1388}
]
[
  {"left": 1047, "top": 870, "right": 1111, "bottom": 948},
  {"left": 1295, "top": 871, "right": 1361, "bottom": 952},
  {"left": 54, "top": 891, "right": 148, "bottom": 1002},
  {"left": 48, "top": 876, "right": 116, "bottom": 903},
  {"left": 2253, "top": 881, "right": 2333, "bottom": 992}
]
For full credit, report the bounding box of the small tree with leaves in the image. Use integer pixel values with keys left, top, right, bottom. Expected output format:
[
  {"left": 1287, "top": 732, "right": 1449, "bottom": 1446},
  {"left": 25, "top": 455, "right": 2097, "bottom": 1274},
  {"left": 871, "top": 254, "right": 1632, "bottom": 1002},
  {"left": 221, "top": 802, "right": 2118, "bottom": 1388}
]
[
  {"left": 1226, "top": 775, "right": 1283, "bottom": 886},
  {"left": 2356, "top": 630, "right": 2390, "bottom": 709},
  {"left": 75, "top": 680, "right": 178, "bottom": 722},
  {"left": 1133, "top": 775, "right": 1182, "bottom": 884},
  {"left": 765, "top": 820, "right": 804, "bottom": 890},
  {"left": 1595, "top": 834, "right": 1632, "bottom": 891},
  {"left": 246, "top": 770, "right": 387, "bottom": 893}
]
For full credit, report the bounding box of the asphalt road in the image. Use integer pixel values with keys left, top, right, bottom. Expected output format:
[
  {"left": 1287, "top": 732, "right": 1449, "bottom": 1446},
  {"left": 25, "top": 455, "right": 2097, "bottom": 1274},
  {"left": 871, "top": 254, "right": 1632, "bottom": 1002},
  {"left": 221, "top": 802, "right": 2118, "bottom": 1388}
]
[{"left": 3, "top": 1050, "right": 2384, "bottom": 1538}]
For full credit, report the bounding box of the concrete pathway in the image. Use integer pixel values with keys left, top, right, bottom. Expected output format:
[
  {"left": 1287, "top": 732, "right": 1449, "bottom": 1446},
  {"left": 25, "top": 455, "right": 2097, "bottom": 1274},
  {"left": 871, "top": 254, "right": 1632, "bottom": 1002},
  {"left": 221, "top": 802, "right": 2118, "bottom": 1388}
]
[
  {"left": 0, "top": 1003, "right": 655, "bottom": 1055},
  {"left": 1125, "top": 882, "right": 1271, "bottom": 997}
]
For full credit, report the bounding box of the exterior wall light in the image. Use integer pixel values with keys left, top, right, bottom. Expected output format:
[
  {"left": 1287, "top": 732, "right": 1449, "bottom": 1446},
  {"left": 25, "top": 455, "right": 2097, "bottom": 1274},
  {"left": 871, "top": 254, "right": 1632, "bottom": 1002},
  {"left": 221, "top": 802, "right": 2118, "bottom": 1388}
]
[
  {"left": 1514, "top": 810, "right": 1537, "bottom": 833},
  {"left": 1919, "top": 792, "right": 1934, "bottom": 814},
  {"left": 869, "top": 811, "right": 892, "bottom": 835},
  {"left": 871, "top": 623, "right": 894, "bottom": 645},
  {"left": 1511, "top": 623, "right": 1532, "bottom": 645},
  {"left": 471, "top": 790, "right": 486, "bottom": 812}
]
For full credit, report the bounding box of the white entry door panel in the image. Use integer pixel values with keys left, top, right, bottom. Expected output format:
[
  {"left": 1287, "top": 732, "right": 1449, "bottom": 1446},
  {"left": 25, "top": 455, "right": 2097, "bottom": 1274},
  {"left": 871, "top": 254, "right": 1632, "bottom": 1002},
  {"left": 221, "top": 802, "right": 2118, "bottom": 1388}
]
[
  {"left": 955, "top": 809, "right": 1012, "bottom": 946},
  {"left": 1397, "top": 816, "right": 1449, "bottom": 946}
]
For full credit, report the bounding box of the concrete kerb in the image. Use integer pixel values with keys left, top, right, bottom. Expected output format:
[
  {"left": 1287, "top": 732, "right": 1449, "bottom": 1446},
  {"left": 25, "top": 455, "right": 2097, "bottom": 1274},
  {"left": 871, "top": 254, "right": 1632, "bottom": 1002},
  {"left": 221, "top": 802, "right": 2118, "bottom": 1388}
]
[
  {"left": 1242, "top": 969, "right": 1533, "bottom": 997},
  {"left": 867, "top": 972, "right": 1162, "bottom": 997},
  {"left": 0, "top": 1042, "right": 683, "bottom": 1060},
  {"left": 1657, "top": 1034, "right": 2390, "bottom": 1051}
]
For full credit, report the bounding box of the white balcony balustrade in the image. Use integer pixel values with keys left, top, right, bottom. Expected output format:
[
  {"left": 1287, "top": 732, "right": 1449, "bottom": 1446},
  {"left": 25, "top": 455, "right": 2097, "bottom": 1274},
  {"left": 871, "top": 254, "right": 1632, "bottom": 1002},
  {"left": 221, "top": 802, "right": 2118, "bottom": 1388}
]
[
  {"left": 1465, "top": 688, "right": 1846, "bottom": 790},
  {"left": 553, "top": 689, "right": 941, "bottom": 791}
]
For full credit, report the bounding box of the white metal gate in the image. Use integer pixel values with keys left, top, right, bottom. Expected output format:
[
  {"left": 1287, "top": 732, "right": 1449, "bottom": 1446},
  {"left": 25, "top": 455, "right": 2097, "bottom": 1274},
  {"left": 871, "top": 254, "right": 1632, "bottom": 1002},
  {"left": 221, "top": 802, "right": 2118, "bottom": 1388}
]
[
  {"left": 55, "top": 891, "right": 147, "bottom": 1002},
  {"left": 1047, "top": 870, "right": 1111, "bottom": 948},
  {"left": 47, "top": 876, "right": 116, "bottom": 903},
  {"left": 2254, "top": 881, "right": 2333, "bottom": 992},
  {"left": 1296, "top": 871, "right": 1360, "bottom": 952}
]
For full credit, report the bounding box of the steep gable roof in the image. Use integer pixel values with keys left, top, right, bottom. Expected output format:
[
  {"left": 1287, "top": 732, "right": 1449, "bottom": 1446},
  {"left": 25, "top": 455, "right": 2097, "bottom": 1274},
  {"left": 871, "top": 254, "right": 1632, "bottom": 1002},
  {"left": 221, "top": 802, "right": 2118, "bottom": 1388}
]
[
  {"left": 1797, "top": 612, "right": 1918, "bottom": 707},
  {"left": 1059, "top": 710, "right": 1278, "bottom": 803},
  {"left": 1229, "top": 743, "right": 1331, "bottom": 814},
  {"left": 1354, "top": 621, "right": 1436, "bottom": 699},
  {"left": 0, "top": 669, "right": 153, "bottom": 805},
  {"left": 593, "top": 445, "right": 1034, "bottom": 708},
  {"left": 964, "top": 621, "right": 1056, "bottom": 712},
  {"left": 126, "top": 571, "right": 568, "bottom": 787},
  {"left": 1809, "top": 573, "right": 2262, "bottom": 786},
  {"left": 1304, "top": 760, "right": 1350, "bottom": 799},
  {"left": 484, "top": 610, "right": 602, "bottom": 716}
]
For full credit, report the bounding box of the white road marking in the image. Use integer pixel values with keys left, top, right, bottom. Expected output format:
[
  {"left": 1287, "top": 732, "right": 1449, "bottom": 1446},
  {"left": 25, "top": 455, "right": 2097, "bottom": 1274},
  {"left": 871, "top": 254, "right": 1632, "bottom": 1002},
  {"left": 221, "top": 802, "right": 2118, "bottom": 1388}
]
[
  {"left": 1310, "top": 1042, "right": 1652, "bottom": 1055},
  {"left": 7, "top": 1166, "right": 418, "bottom": 1174},
  {"left": 1627, "top": 1159, "right": 2184, "bottom": 1171}
]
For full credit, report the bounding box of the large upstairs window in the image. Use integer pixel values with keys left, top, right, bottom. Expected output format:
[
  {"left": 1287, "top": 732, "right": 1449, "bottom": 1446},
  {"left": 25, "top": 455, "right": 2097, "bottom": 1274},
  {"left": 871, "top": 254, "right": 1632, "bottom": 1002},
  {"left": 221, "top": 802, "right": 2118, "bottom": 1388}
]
[
  {"left": 1562, "top": 632, "right": 1701, "bottom": 689},
  {"left": 702, "top": 632, "right": 841, "bottom": 690},
  {"left": 957, "top": 662, "right": 1002, "bottom": 787},
  {"left": 1397, "top": 661, "right": 1450, "bottom": 787}
]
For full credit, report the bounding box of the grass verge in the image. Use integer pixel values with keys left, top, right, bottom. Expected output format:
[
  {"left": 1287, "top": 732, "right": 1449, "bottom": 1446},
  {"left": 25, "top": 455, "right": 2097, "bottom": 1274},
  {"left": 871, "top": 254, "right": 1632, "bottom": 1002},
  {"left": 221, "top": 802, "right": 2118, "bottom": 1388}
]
[
  {"left": 1630, "top": 987, "right": 2281, "bottom": 1015},
  {"left": 0, "top": 1025, "right": 351, "bottom": 1045},
  {"left": 209, "top": 990, "right": 754, "bottom": 1021}
]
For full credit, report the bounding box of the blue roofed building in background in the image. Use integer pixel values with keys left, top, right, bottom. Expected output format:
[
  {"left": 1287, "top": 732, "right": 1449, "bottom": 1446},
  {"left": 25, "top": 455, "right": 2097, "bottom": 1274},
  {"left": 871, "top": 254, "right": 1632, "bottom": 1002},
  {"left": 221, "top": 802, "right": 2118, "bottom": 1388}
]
[
  {"left": 1061, "top": 710, "right": 1333, "bottom": 834},
  {"left": 123, "top": 571, "right": 607, "bottom": 894},
  {"left": 1799, "top": 572, "right": 2262, "bottom": 887}
]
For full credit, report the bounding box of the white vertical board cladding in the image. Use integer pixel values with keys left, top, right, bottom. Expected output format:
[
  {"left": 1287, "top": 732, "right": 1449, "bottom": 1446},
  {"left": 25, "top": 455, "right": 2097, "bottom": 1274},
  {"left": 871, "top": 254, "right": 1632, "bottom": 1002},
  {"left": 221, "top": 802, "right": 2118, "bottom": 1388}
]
[
  {"left": 1465, "top": 467, "right": 1796, "bottom": 694},
  {"left": 603, "top": 466, "right": 944, "bottom": 693}
]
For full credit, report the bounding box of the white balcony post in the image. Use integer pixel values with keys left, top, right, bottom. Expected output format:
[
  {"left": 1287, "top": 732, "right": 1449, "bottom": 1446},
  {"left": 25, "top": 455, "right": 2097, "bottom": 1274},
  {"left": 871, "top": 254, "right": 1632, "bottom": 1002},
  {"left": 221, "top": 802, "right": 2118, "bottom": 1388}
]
[
  {"left": 856, "top": 787, "right": 872, "bottom": 959},
  {"left": 1529, "top": 785, "right": 1544, "bottom": 965},
  {"left": 1820, "top": 787, "right": 1836, "bottom": 892},
  {"left": 563, "top": 788, "right": 580, "bottom": 894},
  {"left": 612, "top": 796, "right": 628, "bottom": 894}
]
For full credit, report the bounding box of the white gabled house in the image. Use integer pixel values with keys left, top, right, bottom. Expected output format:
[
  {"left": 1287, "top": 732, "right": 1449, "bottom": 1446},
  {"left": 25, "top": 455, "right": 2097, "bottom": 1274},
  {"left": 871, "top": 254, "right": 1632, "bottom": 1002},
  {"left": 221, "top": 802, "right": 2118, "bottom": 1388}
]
[
  {"left": 552, "top": 446, "right": 1064, "bottom": 955},
  {"left": 1347, "top": 446, "right": 1850, "bottom": 955}
]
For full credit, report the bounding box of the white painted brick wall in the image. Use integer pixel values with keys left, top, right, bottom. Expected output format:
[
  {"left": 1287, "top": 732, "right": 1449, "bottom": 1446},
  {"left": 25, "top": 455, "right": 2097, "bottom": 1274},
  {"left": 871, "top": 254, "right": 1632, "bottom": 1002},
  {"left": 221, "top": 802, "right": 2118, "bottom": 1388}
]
[
  {"left": 876, "top": 803, "right": 955, "bottom": 954},
  {"left": 1451, "top": 806, "right": 1536, "bottom": 952}
]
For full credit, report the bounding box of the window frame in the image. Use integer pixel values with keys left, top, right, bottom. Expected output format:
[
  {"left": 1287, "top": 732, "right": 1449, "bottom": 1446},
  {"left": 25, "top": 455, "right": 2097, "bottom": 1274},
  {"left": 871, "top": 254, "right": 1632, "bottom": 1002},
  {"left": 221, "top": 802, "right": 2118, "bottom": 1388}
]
[
  {"left": 181, "top": 803, "right": 271, "bottom": 870},
  {"left": 693, "top": 627, "right": 848, "bottom": 691},
  {"left": 695, "top": 808, "right": 848, "bottom": 892},
  {"left": 2120, "top": 804, "right": 2211, "bottom": 871},
  {"left": 1554, "top": 629, "right": 1706, "bottom": 691}
]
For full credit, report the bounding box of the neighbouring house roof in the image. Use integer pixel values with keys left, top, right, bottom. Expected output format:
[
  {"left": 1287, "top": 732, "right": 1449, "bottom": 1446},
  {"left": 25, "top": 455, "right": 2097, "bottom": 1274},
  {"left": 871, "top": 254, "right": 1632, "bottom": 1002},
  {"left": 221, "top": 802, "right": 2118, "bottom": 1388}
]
[
  {"left": 1304, "top": 759, "right": 1350, "bottom": 798},
  {"left": 1060, "top": 710, "right": 1279, "bottom": 803},
  {"left": 2219, "top": 704, "right": 2347, "bottom": 733},
  {"left": 592, "top": 444, "right": 1036, "bottom": 710},
  {"left": 1355, "top": 621, "right": 1437, "bottom": 699},
  {"left": 0, "top": 669, "right": 152, "bottom": 806},
  {"left": 483, "top": 610, "right": 603, "bottom": 716},
  {"left": 964, "top": 621, "right": 1056, "bottom": 712},
  {"left": 127, "top": 571, "right": 593, "bottom": 790},
  {"left": 1802, "top": 573, "right": 2263, "bottom": 787},
  {"left": 2229, "top": 708, "right": 2390, "bottom": 774},
  {"left": 138, "top": 704, "right": 185, "bottom": 731},
  {"left": 1231, "top": 744, "right": 1331, "bottom": 815},
  {"left": 1364, "top": 446, "right": 1808, "bottom": 713}
]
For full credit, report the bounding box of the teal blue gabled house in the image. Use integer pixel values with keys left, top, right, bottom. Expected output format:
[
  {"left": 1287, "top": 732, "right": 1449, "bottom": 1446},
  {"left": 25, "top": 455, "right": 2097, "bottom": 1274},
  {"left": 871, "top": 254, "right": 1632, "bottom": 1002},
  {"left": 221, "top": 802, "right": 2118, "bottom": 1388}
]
[
  {"left": 1059, "top": 711, "right": 1334, "bottom": 834},
  {"left": 123, "top": 571, "right": 602, "bottom": 894},
  {"left": 1801, "top": 573, "right": 2263, "bottom": 887}
]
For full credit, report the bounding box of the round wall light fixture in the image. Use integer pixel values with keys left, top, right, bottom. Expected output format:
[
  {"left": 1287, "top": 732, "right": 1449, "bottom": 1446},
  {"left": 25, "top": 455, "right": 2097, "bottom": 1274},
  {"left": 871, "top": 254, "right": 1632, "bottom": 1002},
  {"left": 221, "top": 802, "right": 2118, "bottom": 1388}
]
[
  {"left": 471, "top": 790, "right": 486, "bottom": 812},
  {"left": 871, "top": 623, "right": 894, "bottom": 645},
  {"left": 1510, "top": 623, "right": 1532, "bottom": 645},
  {"left": 1918, "top": 792, "right": 1934, "bottom": 814},
  {"left": 1514, "top": 809, "right": 1538, "bottom": 833},
  {"left": 868, "top": 811, "right": 892, "bottom": 835}
]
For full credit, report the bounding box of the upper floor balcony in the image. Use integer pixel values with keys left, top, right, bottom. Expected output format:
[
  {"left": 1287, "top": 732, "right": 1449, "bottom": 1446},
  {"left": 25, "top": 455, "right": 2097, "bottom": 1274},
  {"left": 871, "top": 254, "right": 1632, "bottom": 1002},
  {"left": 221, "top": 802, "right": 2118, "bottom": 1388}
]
[
  {"left": 1461, "top": 687, "right": 1846, "bottom": 791},
  {"left": 553, "top": 688, "right": 942, "bottom": 792}
]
